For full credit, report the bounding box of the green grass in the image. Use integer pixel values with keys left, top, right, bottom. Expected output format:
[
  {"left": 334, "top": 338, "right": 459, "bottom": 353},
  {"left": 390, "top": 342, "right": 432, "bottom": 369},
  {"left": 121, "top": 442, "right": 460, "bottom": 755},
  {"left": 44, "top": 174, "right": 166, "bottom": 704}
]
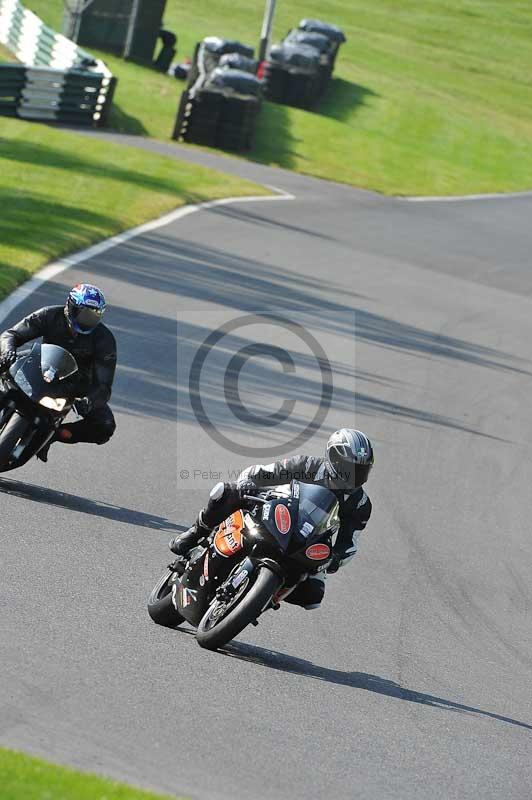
[
  {"left": 22, "top": 0, "right": 532, "bottom": 195},
  {"left": 0, "top": 747, "right": 181, "bottom": 800},
  {"left": 0, "top": 42, "right": 17, "bottom": 61},
  {"left": 0, "top": 117, "right": 267, "bottom": 299}
]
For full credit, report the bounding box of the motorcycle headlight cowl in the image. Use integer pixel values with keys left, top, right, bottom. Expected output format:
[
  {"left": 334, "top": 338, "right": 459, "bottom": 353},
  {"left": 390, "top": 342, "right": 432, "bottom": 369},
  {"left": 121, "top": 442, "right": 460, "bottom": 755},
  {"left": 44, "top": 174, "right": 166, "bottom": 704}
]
[{"left": 39, "top": 396, "right": 67, "bottom": 411}]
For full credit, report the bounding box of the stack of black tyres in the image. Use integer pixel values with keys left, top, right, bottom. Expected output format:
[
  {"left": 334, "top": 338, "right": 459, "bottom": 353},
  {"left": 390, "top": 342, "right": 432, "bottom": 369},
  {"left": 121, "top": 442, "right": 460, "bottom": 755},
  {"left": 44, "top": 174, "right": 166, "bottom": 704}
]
[
  {"left": 173, "top": 37, "right": 261, "bottom": 151},
  {"left": 298, "top": 19, "right": 346, "bottom": 71},
  {"left": 262, "top": 18, "right": 346, "bottom": 110},
  {"left": 263, "top": 42, "right": 321, "bottom": 109},
  {"left": 284, "top": 30, "right": 335, "bottom": 99}
]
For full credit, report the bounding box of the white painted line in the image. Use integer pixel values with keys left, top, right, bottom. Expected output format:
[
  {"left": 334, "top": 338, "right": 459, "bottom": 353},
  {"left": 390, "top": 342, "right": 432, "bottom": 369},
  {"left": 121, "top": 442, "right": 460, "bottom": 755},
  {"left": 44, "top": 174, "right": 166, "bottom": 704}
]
[
  {"left": 403, "top": 189, "right": 532, "bottom": 203},
  {"left": 0, "top": 190, "right": 295, "bottom": 324},
  {"left": 262, "top": 184, "right": 295, "bottom": 198}
]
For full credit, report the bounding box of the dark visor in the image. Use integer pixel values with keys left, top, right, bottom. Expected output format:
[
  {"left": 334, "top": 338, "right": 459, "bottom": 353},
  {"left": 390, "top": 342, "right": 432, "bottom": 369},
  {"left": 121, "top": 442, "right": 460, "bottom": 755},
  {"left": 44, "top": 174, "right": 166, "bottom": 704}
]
[
  {"left": 73, "top": 305, "right": 104, "bottom": 331},
  {"left": 331, "top": 458, "right": 372, "bottom": 489}
]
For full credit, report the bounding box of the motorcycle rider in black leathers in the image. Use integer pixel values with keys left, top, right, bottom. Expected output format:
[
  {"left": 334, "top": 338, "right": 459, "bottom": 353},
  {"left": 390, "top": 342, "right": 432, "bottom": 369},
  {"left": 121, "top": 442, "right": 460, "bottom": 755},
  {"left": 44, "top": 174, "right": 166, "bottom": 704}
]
[
  {"left": 170, "top": 429, "right": 374, "bottom": 610},
  {"left": 0, "top": 284, "right": 117, "bottom": 462}
]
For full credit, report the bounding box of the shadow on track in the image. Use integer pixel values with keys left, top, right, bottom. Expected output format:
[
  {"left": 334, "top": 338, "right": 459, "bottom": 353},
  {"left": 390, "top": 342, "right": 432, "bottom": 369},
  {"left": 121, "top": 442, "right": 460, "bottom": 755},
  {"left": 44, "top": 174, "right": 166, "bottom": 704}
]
[
  {"left": 220, "top": 641, "right": 532, "bottom": 732},
  {"left": 209, "top": 203, "right": 340, "bottom": 243},
  {"left": 0, "top": 478, "right": 185, "bottom": 533},
  {"left": 1, "top": 283, "right": 514, "bottom": 441},
  {"left": 3, "top": 232, "right": 525, "bottom": 437},
  {"left": 95, "top": 232, "right": 530, "bottom": 376}
]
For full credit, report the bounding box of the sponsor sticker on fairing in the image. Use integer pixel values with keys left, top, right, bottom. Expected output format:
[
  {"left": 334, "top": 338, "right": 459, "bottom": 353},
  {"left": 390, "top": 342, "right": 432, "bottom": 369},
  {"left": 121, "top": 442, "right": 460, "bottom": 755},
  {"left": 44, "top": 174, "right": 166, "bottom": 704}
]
[
  {"left": 275, "top": 504, "right": 291, "bottom": 534},
  {"left": 305, "top": 543, "right": 331, "bottom": 560},
  {"left": 262, "top": 502, "right": 271, "bottom": 520},
  {"left": 171, "top": 583, "right": 179, "bottom": 610},
  {"left": 213, "top": 511, "right": 244, "bottom": 557},
  {"left": 232, "top": 570, "right": 248, "bottom": 588},
  {"left": 180, "top": 584, "right": 189, "bottom": 607},
  {"left": 301, "top": 521, "right": 314, "bottom": 538}
]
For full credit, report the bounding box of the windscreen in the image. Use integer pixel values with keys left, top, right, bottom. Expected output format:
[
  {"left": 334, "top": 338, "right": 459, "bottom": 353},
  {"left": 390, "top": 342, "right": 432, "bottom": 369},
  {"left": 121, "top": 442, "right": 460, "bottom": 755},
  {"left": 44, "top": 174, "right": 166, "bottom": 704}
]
[
  {"left": 40, "top": 344, "right": 78, "bottom": 381},
  {"left": 296, "top": 482, "right": 340, "bottom": 538},
  {"left": 11, "top": 342, "right": 78, "bottom": 400}
]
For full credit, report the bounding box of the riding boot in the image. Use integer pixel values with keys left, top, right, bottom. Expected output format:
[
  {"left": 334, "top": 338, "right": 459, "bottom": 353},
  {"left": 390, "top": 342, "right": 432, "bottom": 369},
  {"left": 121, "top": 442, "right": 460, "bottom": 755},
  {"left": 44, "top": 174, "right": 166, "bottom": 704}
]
[
  {"left": 169, "top": 510, "right": 212, "bottom": 556},
  {"left": 169, "top": 482, "right": 244, "bottom": 557}
]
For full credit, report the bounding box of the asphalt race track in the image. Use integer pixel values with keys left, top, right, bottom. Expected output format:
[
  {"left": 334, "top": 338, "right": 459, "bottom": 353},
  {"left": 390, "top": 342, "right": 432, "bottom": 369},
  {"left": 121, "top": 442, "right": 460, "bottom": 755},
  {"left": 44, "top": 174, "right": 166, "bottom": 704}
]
[{"left": 1, "top": 140, "right": 532, "bottom": 800}]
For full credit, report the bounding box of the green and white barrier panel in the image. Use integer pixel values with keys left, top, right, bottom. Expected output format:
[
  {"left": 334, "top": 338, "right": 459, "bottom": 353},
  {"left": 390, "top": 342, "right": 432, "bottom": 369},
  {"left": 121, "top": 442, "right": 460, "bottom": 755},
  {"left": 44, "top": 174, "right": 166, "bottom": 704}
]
[{"left": 0, "top": 0, "right": 116, "bottom": 125}]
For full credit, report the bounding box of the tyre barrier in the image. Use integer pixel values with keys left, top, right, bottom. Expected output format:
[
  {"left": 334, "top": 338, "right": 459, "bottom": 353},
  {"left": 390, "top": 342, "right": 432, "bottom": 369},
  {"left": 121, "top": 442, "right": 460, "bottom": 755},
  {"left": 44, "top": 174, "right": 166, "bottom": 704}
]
[
  {"left": 172, "top": 37, "right": 261, "bottom": 152},
  {"left": 173, "top": 87, "right": 261, "bottom": 152},
  {"left": 262, "top": 17, "right": 346, "bottom": 110},
  {"left": 0, "top": 0, "right": 116, "bottom": 126},
  {"left": 298, "top": 18, "right": 346, "bottom": 72}
]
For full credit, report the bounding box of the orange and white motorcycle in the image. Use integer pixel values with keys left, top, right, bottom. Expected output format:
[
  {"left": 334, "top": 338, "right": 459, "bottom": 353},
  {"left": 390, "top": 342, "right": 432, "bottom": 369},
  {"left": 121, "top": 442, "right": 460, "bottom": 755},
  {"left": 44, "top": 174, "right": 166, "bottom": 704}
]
[{"left": 147, "top": 480, "right": 340, "bottom": 650}]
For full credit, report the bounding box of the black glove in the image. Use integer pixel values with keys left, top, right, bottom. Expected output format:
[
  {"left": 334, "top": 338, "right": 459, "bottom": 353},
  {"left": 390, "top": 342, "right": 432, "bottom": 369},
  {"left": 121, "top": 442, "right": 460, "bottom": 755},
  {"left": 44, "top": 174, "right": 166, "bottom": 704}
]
[
  {"left": 237, "top": 479, "right": 258, "bottom": 497},
  {"left": 0, "top": 348, "right": 16, "bottom": 371},
  {"left": 236, "top": 479, "right": 259, "bottom": 507},
  {"left": 75, "top": 396, "right": 93, "bottom": 417}
]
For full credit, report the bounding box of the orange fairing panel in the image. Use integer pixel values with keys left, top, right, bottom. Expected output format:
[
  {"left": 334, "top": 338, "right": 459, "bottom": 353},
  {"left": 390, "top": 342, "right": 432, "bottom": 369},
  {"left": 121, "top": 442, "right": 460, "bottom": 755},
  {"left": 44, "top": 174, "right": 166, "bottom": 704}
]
[{"left": 213, "top": 510, "right": 245, "bottom": 557}]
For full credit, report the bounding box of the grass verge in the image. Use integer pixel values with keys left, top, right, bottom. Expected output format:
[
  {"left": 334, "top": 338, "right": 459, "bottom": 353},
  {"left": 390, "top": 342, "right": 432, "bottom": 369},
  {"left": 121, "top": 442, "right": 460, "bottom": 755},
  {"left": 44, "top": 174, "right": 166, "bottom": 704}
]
[
  {"left": 23, "top": 0, "right": 532, "bottom": 195},
  {"left": 0, "top": 747, "right": 181, "bottom": 800},
  {"left": 0, "top": 42, "right": 17, "bottom": 61},
  {"left": 0, "top": 117, "right": 268, "bottom": 300}
]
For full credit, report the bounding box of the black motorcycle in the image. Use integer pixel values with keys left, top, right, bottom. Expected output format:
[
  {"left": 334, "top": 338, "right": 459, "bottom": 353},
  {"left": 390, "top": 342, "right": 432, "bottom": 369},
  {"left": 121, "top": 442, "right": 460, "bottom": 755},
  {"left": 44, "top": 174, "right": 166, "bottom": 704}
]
[
  {"left": 147, "top": 480, "right": 340, "bottom": 650},
  {"left": 0, "top": 342, "right": 80, "bottom": 471}
]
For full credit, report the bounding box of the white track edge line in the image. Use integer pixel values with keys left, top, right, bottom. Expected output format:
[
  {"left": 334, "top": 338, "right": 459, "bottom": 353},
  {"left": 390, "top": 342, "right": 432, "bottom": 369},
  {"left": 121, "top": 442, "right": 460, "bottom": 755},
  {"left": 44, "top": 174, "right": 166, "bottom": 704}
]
[
  {"left": 0, "top": 191, "right": 295, "bottom": 324},
  {"left": 402, "top": 189, "right": 532, "bottom": 202}
]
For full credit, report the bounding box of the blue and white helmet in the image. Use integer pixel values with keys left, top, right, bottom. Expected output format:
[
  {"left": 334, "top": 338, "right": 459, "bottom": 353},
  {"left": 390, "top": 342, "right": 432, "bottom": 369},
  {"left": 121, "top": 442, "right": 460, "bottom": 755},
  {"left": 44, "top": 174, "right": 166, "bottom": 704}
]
[
  {"left": 325, "top": 428, "right": 374, "bottom": 490},
  {"left": 66, "top": 284, "right": 106, "bottom": 335}
]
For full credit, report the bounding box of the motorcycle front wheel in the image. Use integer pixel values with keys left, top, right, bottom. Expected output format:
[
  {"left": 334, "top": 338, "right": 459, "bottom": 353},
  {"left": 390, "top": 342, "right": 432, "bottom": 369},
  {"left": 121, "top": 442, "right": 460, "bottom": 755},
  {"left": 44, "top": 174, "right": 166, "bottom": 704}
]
[
  {"left": 196, "top": 566, "right": 281, "bottom": 651},
  {"left": 0, "top": 412, "right": 28, "bottom": 468}
]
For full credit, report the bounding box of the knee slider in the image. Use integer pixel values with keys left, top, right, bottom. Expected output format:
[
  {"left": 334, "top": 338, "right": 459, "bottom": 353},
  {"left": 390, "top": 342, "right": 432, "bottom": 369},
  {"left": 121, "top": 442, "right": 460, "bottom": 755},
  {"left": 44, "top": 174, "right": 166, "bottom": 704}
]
[
  {"left": 209, "top": 481, "right": 226, "bottom": 502},
  {"left": 208, "top": 482, "right": 239, "bottom": 507},
  {"left": 306, "top": 576, "right": 326, "bottom": 605}
]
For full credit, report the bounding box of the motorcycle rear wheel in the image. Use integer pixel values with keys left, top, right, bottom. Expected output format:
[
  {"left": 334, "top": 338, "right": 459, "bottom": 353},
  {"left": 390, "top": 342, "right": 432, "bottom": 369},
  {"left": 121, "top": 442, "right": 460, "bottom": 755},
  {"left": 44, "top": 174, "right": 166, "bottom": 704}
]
[
  {"left": 147, "top": 570, "right": 185, "bottom": 628},
  {"left": 196, "top": 566, "right": 281, "bottom": 651}
]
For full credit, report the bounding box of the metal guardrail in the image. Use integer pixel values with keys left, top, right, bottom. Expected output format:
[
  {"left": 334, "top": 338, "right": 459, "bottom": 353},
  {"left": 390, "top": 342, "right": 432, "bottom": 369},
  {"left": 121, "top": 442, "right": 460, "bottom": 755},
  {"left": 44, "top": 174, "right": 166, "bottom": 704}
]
[{"left": 0, "top": 0, "right": 116, "bottom": 125}]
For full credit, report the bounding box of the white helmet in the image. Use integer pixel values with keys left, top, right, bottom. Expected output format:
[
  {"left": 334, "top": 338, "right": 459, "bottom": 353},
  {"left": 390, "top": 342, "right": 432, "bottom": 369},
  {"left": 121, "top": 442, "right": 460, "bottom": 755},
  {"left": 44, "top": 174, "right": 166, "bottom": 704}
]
[{"left": 325, "top": 429, "right": 374, "bottom": 490}]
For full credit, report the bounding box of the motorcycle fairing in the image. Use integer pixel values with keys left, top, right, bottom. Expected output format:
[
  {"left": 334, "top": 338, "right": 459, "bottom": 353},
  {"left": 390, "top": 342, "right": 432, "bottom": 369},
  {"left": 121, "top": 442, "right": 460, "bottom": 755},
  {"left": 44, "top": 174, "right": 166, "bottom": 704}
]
[
  {"left": 261, "top": 498, "right": 296, "bottom": 551},
  {"left": 0, "top": 386, "right": 57, "bottom": 472},
  {"left": 174, "top": 545, "right": 215, "bottom": 626},
  {"left": 175, "top": 516, "right": 257, "bottom": 627}
]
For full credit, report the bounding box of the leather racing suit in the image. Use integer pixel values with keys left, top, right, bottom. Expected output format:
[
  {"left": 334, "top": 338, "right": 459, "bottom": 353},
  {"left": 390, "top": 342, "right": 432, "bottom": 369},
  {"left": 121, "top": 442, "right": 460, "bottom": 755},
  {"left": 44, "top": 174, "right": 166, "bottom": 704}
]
[{"left": 0, "top": 306, "right": 117, "bottom": 444}]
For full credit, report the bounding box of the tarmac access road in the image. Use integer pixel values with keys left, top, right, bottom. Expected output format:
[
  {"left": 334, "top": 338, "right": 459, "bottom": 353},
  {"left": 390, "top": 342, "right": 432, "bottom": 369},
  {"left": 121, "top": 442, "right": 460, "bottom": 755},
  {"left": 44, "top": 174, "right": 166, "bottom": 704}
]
[{"left": 1, "top": 136, "right": 531, "bottom": 800}]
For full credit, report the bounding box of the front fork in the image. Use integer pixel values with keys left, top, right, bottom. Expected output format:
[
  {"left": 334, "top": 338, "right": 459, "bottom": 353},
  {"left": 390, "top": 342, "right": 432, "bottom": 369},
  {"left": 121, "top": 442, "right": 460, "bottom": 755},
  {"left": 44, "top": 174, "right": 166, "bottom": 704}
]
[
  {"left": 0, "top": 397, "right": 16, "bottom": 427},
  {"left": 215, "top": 557, "right": 255, "bottom": 602},
  {"left": 215, "top": 556, "right": 285, "bottom": 608}
]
